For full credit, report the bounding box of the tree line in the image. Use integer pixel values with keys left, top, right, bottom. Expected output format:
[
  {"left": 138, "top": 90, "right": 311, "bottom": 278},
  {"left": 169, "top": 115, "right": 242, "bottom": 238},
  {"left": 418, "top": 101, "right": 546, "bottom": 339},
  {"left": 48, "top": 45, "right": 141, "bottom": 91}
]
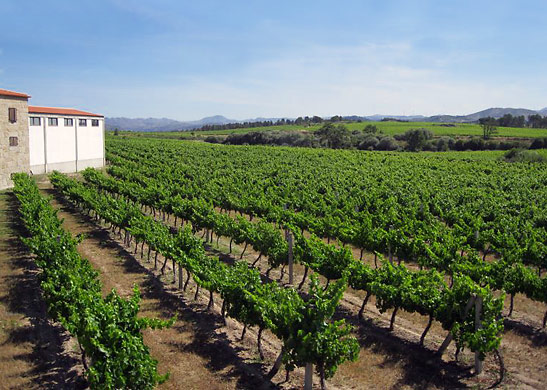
[
  {"left": 193, "top": 115, "right": 358, "bottom": 132},
  {"left": 479, "top": 114, "right": 547, "bottom": 129},
  {"left": 206, "top": 123, "right": 546, "bottom": 153}
]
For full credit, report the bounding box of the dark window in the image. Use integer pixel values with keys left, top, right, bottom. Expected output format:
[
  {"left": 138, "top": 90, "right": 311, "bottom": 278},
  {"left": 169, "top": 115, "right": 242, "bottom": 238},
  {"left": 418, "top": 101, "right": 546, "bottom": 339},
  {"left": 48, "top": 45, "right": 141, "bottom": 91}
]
[
  {"left": 91, "top": 119, "right": 99, "bottom": 127},
  {"left": 9, "top": 136, "right": 18, "bottom": 146},
  {"left": 79, "top": 119, "right": 87, "bottom": 126},
  {"left": 48, "top": 117, "right": 58, "bottom": 126},
  {"left": 30, "top": 117, "right": 41, "bottom": 126},
  {"left": 8, "top": 108, "right": 17, "bottom": 123},
  {"left": 64, "top": 118, "right": 73, "bottom": 126}
]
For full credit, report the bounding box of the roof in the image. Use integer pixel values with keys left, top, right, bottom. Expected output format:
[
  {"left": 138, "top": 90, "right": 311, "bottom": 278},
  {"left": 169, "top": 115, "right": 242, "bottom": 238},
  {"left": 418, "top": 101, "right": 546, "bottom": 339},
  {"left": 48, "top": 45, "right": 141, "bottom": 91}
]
[
  {"left": 28, "top": 106, "right": 103, "bottom": 118},
  {"left": 0, "top": 88, "right": 31, "bottom": 99}
]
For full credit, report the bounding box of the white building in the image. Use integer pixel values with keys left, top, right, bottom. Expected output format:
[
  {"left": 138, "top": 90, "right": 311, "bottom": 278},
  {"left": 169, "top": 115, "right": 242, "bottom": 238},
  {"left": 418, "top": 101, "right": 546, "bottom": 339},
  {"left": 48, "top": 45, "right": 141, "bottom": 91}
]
[
  {"left": 0, "top": 87, "right": 105, "bottom": 189},
  {"left": 28, "top": 106, "right": 105, "bottom": 174}
]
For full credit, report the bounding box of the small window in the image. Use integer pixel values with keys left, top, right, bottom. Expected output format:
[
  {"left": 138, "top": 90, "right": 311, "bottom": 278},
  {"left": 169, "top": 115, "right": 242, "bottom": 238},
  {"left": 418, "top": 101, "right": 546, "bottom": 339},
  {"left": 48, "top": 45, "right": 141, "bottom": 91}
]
[
  {"left": 91, "top": 119, "right": 99, "bottom": 127},
  {"left": 48, "top": 118, "right": 58, "bottom": 126},
  {"left": 9, "top": 136, "right": 18, "bottom": 146},
  {"left": 8, "top": 108, "right": 17, "bottom": 123},
  {"left": 64, "top": 118, "right": 74, "bottom": 126},
  {"left": 30, "top": 117, "right": 41, "bottom": 126},
  {"left": 79, "top": 119, "right": 87, "bottom": 126}
]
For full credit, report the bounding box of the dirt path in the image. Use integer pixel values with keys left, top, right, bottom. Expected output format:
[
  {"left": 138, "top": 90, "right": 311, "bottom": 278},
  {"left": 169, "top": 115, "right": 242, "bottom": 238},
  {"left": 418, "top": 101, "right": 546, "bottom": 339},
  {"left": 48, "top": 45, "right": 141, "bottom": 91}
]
[{"left": 0, "top": 190, "right": 84, "bottom": 389}]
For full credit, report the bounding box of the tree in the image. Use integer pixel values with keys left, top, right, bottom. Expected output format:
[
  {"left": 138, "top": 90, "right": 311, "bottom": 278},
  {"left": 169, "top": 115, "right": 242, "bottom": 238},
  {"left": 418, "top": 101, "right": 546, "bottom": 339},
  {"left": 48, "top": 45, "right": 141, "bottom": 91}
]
[
  {"left": 316, "top": 123, "right": 351, "bottom": 149},
  {"left": 481, "top": 119, "right": 498, "bottom": 140},
  {"left": 403, "top": 128, "right": 433, "bottom": 151},
  {"left": 114, "top": 128, "right": 120, "bottom": 136},
  {"left": 363, "top": 124, "right": 380, "bottom": 134}
]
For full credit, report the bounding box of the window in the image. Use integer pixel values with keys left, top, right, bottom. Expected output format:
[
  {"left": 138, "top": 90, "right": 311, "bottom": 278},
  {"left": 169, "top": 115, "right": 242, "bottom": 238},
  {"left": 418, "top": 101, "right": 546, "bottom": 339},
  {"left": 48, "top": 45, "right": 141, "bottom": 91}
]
[
  {"left": 8, "top": 108, "right": 17, "bottom": 123},
  {"left": 79, "top": 119, "right": 87, "bottom": 126},
  {"left": 30, "top": 117, "right": 41, "bottom": 126},
  {"left": 9, "top": 136, "right": 18, "bottom": 146},
  {"left": 48, "top": 117, "right": 58, "bottom": 126},
  {"left": 91, "top": 119, "right": 99, "bottom": 127},
  {"left": 64, "top": 118, "right": 73, "bottom": 126}
]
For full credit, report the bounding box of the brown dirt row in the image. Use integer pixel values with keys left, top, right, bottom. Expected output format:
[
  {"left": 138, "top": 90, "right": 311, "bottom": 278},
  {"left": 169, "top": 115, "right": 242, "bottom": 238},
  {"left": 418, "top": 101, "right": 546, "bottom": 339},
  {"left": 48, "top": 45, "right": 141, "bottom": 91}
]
[
  {"left": 42, "top": 186, "right": 293, "bottom": 390},
  {"left": 0, "top": 190, "right": 85, "bottom": 389}
]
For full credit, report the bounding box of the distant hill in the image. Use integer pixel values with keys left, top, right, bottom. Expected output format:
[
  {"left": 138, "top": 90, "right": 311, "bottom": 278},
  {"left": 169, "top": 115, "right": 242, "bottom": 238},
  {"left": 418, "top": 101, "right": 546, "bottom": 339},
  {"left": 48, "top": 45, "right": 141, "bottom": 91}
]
[
  {"left": 106, "top": 107, "right": 547, "bottom": 132},
  {"left": 426, "top": 107, "right": 540, "bottom": 123},
  {"left": 106, "top": 115, "right": 238, "bottom": 132},
  {"left": 344, "top": 108, "right": 543, "bottom": 123},
  {"left": 361, "top": 115, "right": 427, "bottom": 121},
  {"left": 105, "top": 115, "right": 296, "bottom": 132}
]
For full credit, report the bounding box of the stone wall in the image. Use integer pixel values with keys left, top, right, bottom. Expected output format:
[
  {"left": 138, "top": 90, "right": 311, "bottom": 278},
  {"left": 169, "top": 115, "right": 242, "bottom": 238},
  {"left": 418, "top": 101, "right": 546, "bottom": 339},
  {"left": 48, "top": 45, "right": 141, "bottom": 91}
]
[{"left": 0, "top": 96, "right": 30, "bottom": 189}]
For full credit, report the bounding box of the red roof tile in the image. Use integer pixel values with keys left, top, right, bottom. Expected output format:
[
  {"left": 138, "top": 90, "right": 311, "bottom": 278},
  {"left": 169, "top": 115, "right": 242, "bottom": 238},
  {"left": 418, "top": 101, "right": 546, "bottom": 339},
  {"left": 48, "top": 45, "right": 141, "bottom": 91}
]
[
  {"left": 28, "top": 106, "right": 103, "bottom": 118},
  {"left": 0, "top": 88, "right": 31, "bottom": 99}
]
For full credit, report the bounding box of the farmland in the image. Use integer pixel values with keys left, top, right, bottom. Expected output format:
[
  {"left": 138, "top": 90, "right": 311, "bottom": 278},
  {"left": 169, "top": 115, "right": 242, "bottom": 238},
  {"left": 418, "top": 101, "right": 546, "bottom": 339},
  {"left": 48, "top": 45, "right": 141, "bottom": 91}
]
[
  {"left": 112, "top": 121, "right": 547, "bottom": 139},
  {"left": 1, "top": 137, "right": 546, "bottom": 389}
]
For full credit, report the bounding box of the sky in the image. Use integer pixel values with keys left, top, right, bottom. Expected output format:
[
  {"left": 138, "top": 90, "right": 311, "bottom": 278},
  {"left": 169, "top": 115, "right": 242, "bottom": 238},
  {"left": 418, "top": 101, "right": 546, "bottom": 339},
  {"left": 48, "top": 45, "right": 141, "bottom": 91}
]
[{"left": 1, "top": 0, "right": 547, "bottom": 120}]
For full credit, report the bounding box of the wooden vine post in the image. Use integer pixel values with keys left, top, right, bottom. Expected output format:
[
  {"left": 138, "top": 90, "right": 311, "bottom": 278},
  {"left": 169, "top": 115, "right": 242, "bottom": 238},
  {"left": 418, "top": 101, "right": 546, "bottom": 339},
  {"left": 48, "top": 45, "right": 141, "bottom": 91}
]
[
  {"left": 283, "top": 203, "right": 294, "bottom": 285},
  {"left": 178, "top": 263, "right": 183, "bottom": 290},
  {"left": 304, "top": 363, "right": 313, "bottom": 390},
  {"left": 286, "top": 228, "right": 294, "bottom": 285},
  {"left": 437, "top": 295, "right": 476, "bottom": 356},
  {"left": 388, "top": 224, "right": 394, "bottom": 265},
  {"left": 436, "top": 293, "right": 484, "bottom": 375},
  {"left": 475, "top": 295, "right": 483, "bottom": 375}
]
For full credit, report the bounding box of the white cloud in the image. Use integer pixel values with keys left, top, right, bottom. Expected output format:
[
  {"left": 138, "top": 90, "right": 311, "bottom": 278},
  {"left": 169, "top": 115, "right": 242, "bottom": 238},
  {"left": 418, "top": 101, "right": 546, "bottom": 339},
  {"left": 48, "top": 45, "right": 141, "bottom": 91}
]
[
  {"left": 66, "top": 42, "right": 547, "bottom": 119},
  {"left": 157, "top": 43, "right": 547, "bottom": 118}
]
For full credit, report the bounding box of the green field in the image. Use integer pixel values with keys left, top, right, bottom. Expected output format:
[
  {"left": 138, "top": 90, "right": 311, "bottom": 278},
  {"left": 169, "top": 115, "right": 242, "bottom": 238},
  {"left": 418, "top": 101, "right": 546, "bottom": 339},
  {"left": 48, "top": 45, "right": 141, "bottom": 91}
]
[{"left": 111, "top": 121, "right": 547, "bottom": 139}]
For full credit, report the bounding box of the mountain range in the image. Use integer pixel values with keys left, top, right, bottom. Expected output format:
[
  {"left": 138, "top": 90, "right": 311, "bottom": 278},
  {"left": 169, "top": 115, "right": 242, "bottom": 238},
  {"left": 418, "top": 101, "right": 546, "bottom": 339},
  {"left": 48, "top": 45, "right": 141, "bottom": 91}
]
[
  {"left": 106, "top": 115, "right": 238, "bottom": 132},
  {"left": 106, "top": 107, "right": 547, "bottom": 132}
]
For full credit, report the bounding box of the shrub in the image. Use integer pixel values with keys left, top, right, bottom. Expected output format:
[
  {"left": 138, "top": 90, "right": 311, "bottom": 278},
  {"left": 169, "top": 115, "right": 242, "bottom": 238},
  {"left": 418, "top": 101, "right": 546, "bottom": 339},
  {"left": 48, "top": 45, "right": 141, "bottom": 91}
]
[
  {"left": 436, "top": 136, "right": 454, "bottom": 151},
  {"left": 363, "top": 124, "right": 380, "bottom": 134},
  {"left": 204, "top": 136, "right": 222, "bottom": 143},
  {"left": 423, "top": 140, "right": 437, "bottom": 151},
  {"left": 358, "top": 135, "right": 380, "bottom": 150},
  {"left": 376, "top": 136, "right": 399, "bottom": 151},
  {"left": 464, "top": 137, "right": 485, "bottom": 151},
  {"left": 530, "top": 138, "right": 547, "bottom": 149},
  {"left": 503, "top": 148, "right": 546, "bottom": 163},
  {"left": 402, "top": 128, "right": 433, "bottom": 151},
  {"left": 485, "top": 140, "right": 499, "bottom": 150},
  {"left": 498, "top": 140, "right": 527, "bottom": 150}
]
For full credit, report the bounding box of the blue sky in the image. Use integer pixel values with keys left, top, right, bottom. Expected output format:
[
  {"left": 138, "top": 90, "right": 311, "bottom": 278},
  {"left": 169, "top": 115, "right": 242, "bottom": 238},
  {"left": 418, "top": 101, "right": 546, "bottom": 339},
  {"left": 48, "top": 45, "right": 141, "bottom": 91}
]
[{"left": 1, "top": 0, "right": 546, "bottom": 120}]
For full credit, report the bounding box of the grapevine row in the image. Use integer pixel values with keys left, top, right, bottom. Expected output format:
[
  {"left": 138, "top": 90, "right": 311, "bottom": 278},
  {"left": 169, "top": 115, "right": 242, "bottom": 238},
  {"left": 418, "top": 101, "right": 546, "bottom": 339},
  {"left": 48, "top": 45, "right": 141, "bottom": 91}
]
[
  {"left": 50, "top": 171, "right": 360, "bottom": 387},
  {"left": 106, "top": 138, "right": 546, "bottom": 276},
  {"left": 80, "top": 167, "right": 506, "bottom": 361},
  {"left": 84, "top": 165, "right": 547, "bottom": 324},
  {"left": 12, "top": 173, "right": 172, "bottom": 389}
]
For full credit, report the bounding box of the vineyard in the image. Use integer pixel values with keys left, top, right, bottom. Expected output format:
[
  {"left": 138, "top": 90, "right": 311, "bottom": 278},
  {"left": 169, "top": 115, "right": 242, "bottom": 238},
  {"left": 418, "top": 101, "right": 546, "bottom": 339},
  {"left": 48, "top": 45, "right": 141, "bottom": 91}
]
[{"left": 2, "top": 136, "right": 546, "bottom": 389}]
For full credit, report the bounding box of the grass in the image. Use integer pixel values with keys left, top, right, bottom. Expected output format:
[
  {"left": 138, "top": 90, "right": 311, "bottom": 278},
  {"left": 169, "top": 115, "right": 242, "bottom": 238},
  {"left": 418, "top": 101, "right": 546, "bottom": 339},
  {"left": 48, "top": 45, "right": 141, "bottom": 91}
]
[{"left": 110, "top": 121, "right": 547, "bottom": 139}]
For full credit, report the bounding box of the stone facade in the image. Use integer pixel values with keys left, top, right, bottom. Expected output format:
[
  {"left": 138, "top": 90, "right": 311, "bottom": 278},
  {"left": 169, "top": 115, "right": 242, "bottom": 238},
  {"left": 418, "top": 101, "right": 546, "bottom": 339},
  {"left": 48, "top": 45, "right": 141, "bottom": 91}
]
[{"left": 0, "top": 96, "right": 30, "bottom": 189}]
